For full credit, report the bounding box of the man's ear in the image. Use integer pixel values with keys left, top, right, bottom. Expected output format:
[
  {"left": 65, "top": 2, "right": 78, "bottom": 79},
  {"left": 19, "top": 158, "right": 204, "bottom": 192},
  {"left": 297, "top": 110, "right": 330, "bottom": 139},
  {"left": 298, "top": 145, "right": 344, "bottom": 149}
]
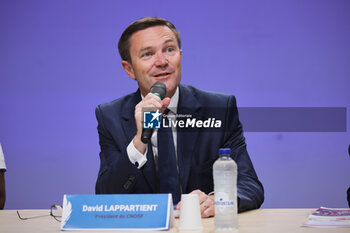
[{"left": 121, "top": 60, "right": 136, "bottom": 80}]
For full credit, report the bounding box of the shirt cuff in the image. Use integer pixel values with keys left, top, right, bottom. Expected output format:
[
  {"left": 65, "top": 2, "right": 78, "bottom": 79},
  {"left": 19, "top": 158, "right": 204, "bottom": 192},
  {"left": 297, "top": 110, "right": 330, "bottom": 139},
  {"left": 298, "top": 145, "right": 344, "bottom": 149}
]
[{"left": 126, "top": 139, "right": 148, "bottom": 169}]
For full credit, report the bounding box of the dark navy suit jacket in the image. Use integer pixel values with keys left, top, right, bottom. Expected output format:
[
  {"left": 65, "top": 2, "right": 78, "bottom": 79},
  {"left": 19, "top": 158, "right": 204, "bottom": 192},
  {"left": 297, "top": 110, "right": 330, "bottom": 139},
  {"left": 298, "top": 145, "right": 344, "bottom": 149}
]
[{"left": 95, "top": 84, "right": 264, "bottom": 212}]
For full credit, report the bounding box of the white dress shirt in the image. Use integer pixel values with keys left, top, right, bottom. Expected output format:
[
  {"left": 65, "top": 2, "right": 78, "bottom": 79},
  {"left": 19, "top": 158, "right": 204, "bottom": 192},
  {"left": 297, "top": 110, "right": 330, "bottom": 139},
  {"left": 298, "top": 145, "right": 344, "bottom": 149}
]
[{"left": 127, "top": 87, "right": 179, "bottom": 169}]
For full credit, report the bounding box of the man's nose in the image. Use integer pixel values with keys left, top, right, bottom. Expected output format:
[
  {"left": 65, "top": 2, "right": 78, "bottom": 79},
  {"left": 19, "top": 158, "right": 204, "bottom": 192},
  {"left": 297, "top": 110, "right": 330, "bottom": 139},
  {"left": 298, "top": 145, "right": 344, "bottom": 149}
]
[{"left": 154, "top": 52, "right": 168, "bottom": 67}]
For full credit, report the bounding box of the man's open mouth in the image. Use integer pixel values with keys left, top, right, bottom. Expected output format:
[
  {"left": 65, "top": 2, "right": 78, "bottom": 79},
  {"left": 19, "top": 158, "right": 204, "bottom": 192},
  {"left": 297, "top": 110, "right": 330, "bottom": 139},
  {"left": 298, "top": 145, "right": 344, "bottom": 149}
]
[{"left": 154, "top": 72, "right": 171, "bottom": 77}]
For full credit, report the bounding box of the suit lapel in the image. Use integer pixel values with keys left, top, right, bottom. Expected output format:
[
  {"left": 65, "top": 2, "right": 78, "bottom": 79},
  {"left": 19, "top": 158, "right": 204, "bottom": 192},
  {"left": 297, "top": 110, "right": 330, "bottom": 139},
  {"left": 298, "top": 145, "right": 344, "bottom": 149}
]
[
  {"left": 121, "top": 90, "right": 140, "bottom": 143},
  {"left": 121, "top": 90, "right": 158, "bottom": 193},
  {"left": 177, "top": 85, "right": 201, "bottom": 193}
]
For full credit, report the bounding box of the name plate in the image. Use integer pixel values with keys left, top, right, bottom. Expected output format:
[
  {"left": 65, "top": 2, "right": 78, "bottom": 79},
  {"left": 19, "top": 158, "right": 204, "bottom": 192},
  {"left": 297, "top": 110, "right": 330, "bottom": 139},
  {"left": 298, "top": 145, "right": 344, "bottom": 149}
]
[{"left": 60, "top": 194, "right": 174, "bottom": 231}]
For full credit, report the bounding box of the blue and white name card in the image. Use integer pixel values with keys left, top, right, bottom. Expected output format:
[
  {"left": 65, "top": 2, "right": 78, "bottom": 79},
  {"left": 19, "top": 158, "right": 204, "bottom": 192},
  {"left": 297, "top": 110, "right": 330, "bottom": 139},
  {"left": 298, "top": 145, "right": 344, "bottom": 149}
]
[{"left": 60, "top": 194, "right": 174, "bottom": 231}]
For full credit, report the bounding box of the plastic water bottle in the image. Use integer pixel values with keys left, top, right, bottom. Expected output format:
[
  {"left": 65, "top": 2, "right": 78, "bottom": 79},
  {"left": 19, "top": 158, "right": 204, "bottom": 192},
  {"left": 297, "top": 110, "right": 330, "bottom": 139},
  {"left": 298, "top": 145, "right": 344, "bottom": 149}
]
[{"left": 213, "top": 148, "right": 238, "bottom": 230}]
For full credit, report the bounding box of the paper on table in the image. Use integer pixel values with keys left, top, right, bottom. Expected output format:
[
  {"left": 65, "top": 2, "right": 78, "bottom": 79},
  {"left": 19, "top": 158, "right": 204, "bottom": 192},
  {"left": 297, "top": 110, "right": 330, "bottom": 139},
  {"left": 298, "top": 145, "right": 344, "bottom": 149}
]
[{"left": 302, "top": 207, "right": 350, "bottom": 228}]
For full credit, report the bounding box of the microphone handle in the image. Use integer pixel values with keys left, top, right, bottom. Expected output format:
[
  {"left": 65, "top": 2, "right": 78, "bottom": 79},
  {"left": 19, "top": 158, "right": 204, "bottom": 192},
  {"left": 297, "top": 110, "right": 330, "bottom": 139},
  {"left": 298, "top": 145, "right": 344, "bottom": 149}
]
[{"left": 141, "top": 128, "right": 153, "bottom": 144}]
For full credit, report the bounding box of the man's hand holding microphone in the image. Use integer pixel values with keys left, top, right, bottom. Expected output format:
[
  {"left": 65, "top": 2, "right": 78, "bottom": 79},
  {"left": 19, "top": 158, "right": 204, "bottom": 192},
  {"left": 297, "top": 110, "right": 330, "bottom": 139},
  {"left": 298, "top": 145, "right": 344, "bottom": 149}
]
[{"left": 133, "top": 82, "right": 170, "bottom": 154}]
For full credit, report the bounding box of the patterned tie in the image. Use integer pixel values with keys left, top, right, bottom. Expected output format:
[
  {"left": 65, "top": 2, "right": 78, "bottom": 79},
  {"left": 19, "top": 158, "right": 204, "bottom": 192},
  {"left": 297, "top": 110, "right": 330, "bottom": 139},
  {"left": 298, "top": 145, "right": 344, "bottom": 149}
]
[{"left": 157, "top": 109, "right": 181, "bottom": 204}]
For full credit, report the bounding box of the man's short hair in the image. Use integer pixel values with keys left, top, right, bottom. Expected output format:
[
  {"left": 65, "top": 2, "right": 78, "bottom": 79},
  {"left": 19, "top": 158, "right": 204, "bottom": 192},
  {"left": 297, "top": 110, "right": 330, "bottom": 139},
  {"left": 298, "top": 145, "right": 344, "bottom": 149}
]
[{"left": 118, "top": 17, "right": 181, "bottom": 63}]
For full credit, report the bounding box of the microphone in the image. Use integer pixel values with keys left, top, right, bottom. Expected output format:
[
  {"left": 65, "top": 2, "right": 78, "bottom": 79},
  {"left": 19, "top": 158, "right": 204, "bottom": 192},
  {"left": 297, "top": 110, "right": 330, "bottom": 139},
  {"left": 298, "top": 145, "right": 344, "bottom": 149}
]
[{"left": 141, "top": 82, "right": 167, "bottom": 144}]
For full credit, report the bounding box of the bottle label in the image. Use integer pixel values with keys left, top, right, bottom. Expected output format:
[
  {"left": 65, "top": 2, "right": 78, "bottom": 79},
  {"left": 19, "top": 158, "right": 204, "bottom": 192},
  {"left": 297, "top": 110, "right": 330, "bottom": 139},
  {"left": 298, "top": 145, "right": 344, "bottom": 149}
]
[{"left": 214, "top": 192, "right": 235, "bottom": 213}]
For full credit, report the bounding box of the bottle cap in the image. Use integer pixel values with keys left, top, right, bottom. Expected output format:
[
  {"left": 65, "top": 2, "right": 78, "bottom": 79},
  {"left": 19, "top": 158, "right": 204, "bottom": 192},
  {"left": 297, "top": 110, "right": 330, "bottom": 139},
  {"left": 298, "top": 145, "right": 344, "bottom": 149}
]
[{"left": 218, "top": 148, "right": 231, "bottom": 154}]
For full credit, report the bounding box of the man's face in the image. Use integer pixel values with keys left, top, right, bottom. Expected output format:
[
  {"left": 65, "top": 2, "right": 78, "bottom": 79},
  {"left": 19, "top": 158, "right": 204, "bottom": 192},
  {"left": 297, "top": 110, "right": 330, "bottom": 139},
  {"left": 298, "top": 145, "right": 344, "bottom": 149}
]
[{"left": 122, "top": 26, "right": 182, "bottom": 98}]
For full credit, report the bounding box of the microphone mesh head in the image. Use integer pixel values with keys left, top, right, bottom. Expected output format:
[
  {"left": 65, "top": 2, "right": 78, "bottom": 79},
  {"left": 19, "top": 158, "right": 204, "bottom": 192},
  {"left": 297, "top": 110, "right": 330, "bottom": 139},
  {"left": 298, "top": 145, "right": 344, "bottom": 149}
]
[{"left": 150, "top": 82, "right": 167, "bottom": 100}]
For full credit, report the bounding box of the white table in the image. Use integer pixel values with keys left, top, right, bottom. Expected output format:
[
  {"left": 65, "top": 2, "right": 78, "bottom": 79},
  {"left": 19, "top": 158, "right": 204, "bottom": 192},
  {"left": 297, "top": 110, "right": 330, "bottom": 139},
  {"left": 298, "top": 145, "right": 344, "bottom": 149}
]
[{"left": 0, "top": 209, "right": 348, "bottom": 233}]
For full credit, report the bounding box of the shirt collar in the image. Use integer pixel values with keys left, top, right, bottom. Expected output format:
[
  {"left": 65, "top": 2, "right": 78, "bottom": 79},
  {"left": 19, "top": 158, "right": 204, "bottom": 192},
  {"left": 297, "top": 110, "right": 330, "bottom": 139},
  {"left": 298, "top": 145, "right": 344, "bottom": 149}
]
[
  {"left": 140, "top": 86, "right": 179, "bottom": 114},
  {"left": 167, "top": 86, "right": 179, "bottom": 114}
]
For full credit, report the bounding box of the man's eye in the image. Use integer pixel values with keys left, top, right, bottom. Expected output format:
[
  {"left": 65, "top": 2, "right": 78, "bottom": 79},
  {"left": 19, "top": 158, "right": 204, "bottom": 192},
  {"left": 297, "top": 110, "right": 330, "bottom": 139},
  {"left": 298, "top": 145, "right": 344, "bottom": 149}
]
[
  {"left": 167, "top": 47, "right": 175, "bottom": 53},
  {"left": 142, "top": 52, "right": 152, "bottom": 57}
]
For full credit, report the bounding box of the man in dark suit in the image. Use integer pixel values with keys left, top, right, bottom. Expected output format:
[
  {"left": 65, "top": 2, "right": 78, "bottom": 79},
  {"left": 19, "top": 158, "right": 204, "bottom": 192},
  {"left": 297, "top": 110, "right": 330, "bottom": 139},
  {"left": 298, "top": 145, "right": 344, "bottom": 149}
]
[
  {"left": 0, "top": 144, "right": 6, "bottom": 209},
  {"left": 95, "top": 17, "right": 264, "bottom": 217},
  {"left": 347, "top": 187, "right": 350, "bottom": 207}
]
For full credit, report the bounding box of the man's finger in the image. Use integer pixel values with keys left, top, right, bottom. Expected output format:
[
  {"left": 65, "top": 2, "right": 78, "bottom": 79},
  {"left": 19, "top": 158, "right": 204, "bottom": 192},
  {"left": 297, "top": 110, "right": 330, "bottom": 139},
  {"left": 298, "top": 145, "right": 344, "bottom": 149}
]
[
  {"left": 202, "top": 205, "right": 215, "bottom": 218},
  {"left": 200, "top": 195, "right": 214, "bottom": 217},
  {"left": 176, "top": 202, "right": 181, "bottom": 210}
]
